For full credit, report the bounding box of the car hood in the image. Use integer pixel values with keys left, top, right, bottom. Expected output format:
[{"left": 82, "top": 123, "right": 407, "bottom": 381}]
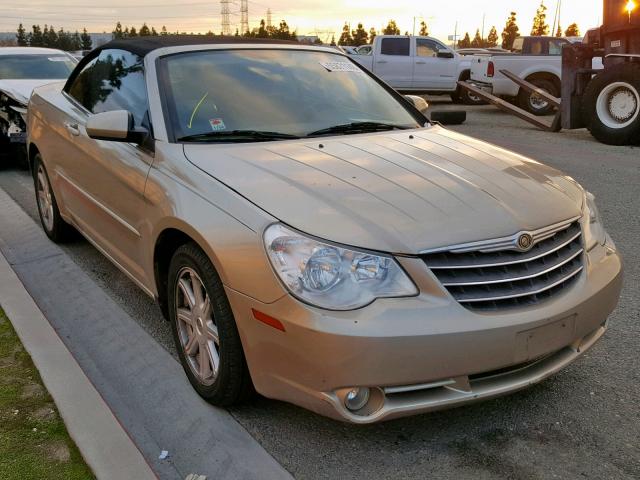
[
  {"left": 0, "top": 79, "right": 63, "bottom": 105},
  {"left": 183, "top": 125, "right": 584, "bottom": 254}
]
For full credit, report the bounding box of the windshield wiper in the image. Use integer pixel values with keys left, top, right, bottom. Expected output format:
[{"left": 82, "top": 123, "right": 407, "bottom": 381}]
[
  {"left": 177, "top": 130, "right": 301, "bottom": 143},
  {"left": 306, "top": 122, "right": 412, "bottom": 137}
]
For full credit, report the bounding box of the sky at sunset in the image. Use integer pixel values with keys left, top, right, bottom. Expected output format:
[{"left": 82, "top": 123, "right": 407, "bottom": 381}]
[{"left": 2, "top": 0, "right": 604, "bottom": 43}]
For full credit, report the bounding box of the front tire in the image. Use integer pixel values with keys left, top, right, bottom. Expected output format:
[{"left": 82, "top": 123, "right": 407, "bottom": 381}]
[
  {"left": 33, "top": 154, "right": 75, "bottom": 242},
  {"left": 168, "top": 242, "right": 252, "bottom": 406},
  {"left": 583, "top": 63, "right": 640, "bottom": 146}
]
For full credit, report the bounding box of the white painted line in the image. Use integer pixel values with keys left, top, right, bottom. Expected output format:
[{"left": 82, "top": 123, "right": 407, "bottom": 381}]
[{"left": 0, "top": 251, "right": 158, "bottom": 480}]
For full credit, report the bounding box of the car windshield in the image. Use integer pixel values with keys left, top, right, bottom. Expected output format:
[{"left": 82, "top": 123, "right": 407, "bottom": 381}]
[
  {"left": 161, "top": 49, "right": 421, "bottom": 141},
  {"left": 0, "top": 54, "right": 76, "bottom": 80}
]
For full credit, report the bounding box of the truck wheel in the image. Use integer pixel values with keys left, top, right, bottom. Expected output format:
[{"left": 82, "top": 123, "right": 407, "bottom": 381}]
[
  {"left": 454, "top": 71, "right": 487, "bottom": 105},
  {"left": 518, "top": 78, "right": 558, "bottom": 116},
  {"left": 583, "top": 63, "right": 640, "bottom": 146}
]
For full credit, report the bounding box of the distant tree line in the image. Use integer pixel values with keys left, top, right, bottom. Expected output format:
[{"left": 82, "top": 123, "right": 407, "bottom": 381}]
[
  {"left": 112, "top": 20, "right": 298, "bottom": 42},
  {"left": 458, "top": 2, "right": 580, "bottom": 50},
  {"left": 15, "top": 23, "right": 92, "bottom": 51}
]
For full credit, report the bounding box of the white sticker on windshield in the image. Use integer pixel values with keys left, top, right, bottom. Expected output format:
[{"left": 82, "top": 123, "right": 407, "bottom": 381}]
[
  {"left": 48, "top": 57, "right": 68, "bottom": 62},
  {"left": 319, "top": 62, "right": 362, "bottom": 73},
  {"left": 209, "top": 118, "right": 226, "bottom": 131}
]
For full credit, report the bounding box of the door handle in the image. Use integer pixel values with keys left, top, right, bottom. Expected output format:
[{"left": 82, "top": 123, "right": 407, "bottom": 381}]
[
  {"left": 377, "top": 60, "right": 388, "bottom": 64},
  {"left": 64, "top": 122, "right": 80, "bottom": 136},
  {"left": 416, "top": 61, "right": 427, "bottom": 64}
]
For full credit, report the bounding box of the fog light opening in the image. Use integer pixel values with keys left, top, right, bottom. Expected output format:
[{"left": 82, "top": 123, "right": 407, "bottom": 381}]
[{"left": 344, "top": 387, "right": 370, "bottom": 412}]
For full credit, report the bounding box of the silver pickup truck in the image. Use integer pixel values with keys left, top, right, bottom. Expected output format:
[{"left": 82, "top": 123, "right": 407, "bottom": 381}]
[{"left": 470, "top": 36, "right": 571, "bottom": 115}]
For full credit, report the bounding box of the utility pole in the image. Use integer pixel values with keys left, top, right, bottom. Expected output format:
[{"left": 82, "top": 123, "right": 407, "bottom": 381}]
[
  {"left": 221, "top": 0, "right": 231, "bottom": 35},
  {"left": 267, "top": 8, "right": 272, "bottom": 29},
  {"left": 481, "top": 13, "right": 485, "bottom": 40},
  {"left": 240, "top": 0, "right": 249, "bottom": 35}
]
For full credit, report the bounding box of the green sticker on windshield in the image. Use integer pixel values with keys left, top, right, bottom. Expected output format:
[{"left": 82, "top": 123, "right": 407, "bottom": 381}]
[{"left": 209, "top": 118, "right": 226, "bottom": 131}]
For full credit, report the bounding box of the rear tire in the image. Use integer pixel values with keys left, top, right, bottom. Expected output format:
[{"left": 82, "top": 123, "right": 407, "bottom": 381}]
[
  {"left": 454, "top": 71, "right": 487, "bottom": 105},
  {"left": 33, "top": 154, "right": 75, "bottom": 243},
  {"left": 168, "top": 242, "right": 253, "bottom": 406},
  {"left": 583, "top": 63, "right": 640, "bottom": 146},
  {"left": 518, "top": 77, "right": 558, "bottom": 116}
]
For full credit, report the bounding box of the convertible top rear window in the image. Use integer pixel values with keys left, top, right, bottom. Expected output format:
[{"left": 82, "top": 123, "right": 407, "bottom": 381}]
[{"left": 160, "top": 48, "right": 419, "bottom": 141}]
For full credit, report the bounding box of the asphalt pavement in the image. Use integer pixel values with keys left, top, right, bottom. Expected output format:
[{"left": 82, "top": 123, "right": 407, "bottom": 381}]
[{"left": 0, "top": 100, "right": 638, "bottom": 479}]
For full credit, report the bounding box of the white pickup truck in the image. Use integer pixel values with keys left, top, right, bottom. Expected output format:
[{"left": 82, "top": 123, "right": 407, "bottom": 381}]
[
  {"left": 352, "top": 35, "right": 482, "bottom": 104},
  {"left": 470, "top": 36, "right": 572, "bottom": 115}
]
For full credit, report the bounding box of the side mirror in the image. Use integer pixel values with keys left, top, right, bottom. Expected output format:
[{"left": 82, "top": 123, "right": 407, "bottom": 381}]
[
  {"left": 437, "top": 51, "right": 455, "bottom": 59},
  {"left": 86, "top": 110, "right": 148, "bottom": 144},
  {"left": 405, "top": 95, "right": 429, "bottom": 115}
]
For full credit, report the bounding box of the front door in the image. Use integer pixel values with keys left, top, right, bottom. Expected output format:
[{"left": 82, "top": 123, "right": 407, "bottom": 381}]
[
  {"left": 412, "top": 38, "right": 457, "bottom": 90},
  {"left": 55, "top": 48, "right": 153, "bottom": 286}
]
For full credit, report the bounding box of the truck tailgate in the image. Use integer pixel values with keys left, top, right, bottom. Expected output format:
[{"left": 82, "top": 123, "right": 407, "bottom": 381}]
[{"left": 470, "top": 55, "right": 492, "bottom": 82}]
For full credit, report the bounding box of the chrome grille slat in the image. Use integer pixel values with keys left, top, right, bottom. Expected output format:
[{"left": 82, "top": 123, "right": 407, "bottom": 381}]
[
  {"left": 423, "top": 221, "right": 585, "bottom": 311},
  {"left": 425, "top": 225, "right": 582, "bottom": 269},
  {"left": 454, "top": 265, "right": 583, "bottom": 303}
]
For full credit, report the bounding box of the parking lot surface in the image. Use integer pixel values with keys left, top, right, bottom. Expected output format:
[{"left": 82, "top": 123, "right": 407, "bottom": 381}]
[{"left": 0, "top": 101, "right": 638, "bottom": 479}]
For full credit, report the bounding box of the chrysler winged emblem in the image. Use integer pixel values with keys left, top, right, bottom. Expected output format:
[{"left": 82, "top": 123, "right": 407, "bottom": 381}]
[{"left": 517, "top": 233, "right": 534, "bottom": 252}]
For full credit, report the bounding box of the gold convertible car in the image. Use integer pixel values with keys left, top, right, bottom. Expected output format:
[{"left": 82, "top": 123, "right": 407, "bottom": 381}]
[{"left": 27, "top": 37, "right": 622, "bottom": 423}]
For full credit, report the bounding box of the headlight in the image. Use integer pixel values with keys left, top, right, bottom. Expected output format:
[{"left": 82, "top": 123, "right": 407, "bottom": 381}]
[
  {"left": 583, "top": 192, "right": 606, "bottom": 250},
  {"left": 264, "top": 224, "right": 418, "bottom": 310}
]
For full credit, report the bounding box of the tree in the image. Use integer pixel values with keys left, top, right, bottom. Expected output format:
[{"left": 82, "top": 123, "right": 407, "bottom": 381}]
[
  {"left": 471, "top": 29, "right": 483, "bottom": 48},
  {"left": 113, "top": 21, "right": 124, "bottom": 39},
  {"left": 43, "top": 25, "right": 59, "bottom": 48},
  {"left": 565, "top": 23, "right": 580, "bottom": 37},
  {"left": 151, "top": 27, "right": 158, "bottom": 36},
  {"left": 80, "top": 28, "right": 92, "bottom": 49},
  {"left": 419, "top": 20, "right": 428, "bottom": 36},
  {"left": 352, "top": 23, "right": 368, "bottom": 46},
  {"left": 487, "top": 26, "right": 499, "bottom": 47},
  {"left": 458, "top": 32, "right": 471, "bottom": 49},
  {"left": 129, "top": 26, "right": 138, "bottom": 37},
  {"left": 369, "top": 27, "right": 377, "bottom": 43},
  {"left": 71, "top": 31, "right": 82, "bottom": 50},
  {"left": 161, "top": 25, "right": 168, "bottom": 36},
  {"left": 274, "top": 20, "right": 296, "bottom": 41},
  {"left": 16, "top": 23, "right": 27, "bottom": 46},
  {"left": 330, "top": 35, "right": 336, "bottom": 46},
  {"left": 139, "top": 23, "right": 151, "bottom": 36},
  {"left": 531, "top": 2, "right": 550, "bottom": 36},
  {"left": 382, "top": 20, "right": 400, "bottom": 35},
  {"left": 338, "top": 22, "right": 353, "bottom": 46},
  {"left": 501, "top": 11, "right": 520, "bottom": 49}
]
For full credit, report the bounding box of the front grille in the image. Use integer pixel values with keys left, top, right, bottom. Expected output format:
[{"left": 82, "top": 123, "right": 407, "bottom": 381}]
[{"left": 423, "top": 221, "right": 584, "bottom": 311}]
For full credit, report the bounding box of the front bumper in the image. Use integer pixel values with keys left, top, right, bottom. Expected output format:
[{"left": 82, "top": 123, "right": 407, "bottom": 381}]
[{"left": 227, "top": 242, "right": 622, "bottom": 423}]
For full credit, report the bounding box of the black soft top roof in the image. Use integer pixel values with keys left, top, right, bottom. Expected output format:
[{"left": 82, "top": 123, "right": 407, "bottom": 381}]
[{"left": 96, "top": 35, "right": 300, "bottom": 58}]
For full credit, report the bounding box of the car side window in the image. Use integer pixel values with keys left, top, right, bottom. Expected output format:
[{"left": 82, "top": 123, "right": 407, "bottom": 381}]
[
  {"left": 549, "top": 39, "right": 567, "bottom": 55},
  {"left": 380, "top": 38, "right": 410, "bottom": 56},
  {"left": 67, "top": 49, "right": 148, "bottom": 128},
  {"left": 416, "top": 39, "right": 440, "bottom": 57}
]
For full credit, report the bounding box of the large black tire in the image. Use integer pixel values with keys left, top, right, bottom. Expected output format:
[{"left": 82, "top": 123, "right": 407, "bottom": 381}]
[
  {"left": 33, "top": 154, "right": 75, "bottom": 243},
  {"left": 583, "top": 63, "right": 640, "bottom": 146},
  {"left": 168, "top": 242, "right": 253, "bottom": 406},
  {"left": 517, "top": 77, "right": 559, "bottom": 116}
]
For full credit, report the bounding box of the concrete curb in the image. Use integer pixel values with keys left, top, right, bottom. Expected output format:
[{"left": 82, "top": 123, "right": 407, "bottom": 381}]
[{"left": 0, "top": 250, "right": 158, "bottom": 480}]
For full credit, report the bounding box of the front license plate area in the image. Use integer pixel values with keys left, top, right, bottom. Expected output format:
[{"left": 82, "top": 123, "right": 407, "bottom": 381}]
[{"left": 515, "top": 315, "right": 577, "bottom": 363}]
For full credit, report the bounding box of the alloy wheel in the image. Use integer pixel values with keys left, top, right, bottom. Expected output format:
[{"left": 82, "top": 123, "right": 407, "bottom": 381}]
[
  {"left": 174, "top": 267, "right": 220, "bottom": 385},
  {"left": 36, "top": 165, "right": 54, "bottom": 232}
]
